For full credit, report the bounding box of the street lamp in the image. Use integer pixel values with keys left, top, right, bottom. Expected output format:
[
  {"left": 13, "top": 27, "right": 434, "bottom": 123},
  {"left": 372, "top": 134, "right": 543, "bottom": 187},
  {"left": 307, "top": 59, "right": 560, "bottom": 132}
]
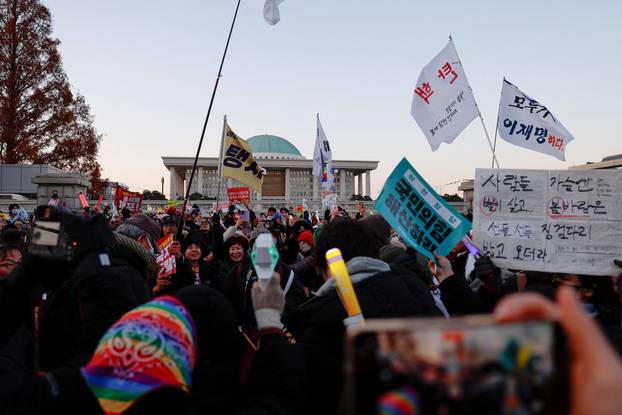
[{"left": 161, "top": 177, "right": 164, "bottom": 195}]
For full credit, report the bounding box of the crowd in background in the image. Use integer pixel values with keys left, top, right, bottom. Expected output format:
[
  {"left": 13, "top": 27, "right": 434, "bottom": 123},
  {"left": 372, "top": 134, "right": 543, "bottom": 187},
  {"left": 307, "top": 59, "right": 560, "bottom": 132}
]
[{"left": 0, "top": 201, "right": 621, "bottom": 414}]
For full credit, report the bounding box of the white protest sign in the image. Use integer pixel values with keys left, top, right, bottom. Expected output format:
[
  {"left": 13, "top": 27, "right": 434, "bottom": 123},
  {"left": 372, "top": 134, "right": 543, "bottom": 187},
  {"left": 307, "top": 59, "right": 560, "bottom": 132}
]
[
  {"left": 410, "top": 39, "right": 479, "bottom": 151},
  {"left": 473, "top": 168, "right": 622, "bottom": 276},
  {"left": 156, "top": 235, "right": 177, "bottom": 277},
  {"left": 498, "top": 79, "right": 574, "bottom": 161}
]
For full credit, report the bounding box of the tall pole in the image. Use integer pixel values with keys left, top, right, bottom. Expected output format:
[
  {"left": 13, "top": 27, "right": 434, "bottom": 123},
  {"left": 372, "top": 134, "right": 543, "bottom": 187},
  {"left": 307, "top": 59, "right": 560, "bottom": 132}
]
[
  {"left": 215, "top": 115, "right": 227, "bottom": 212},
  {"left": 450, "top": 35, "right": 499, "bottom": 169},
  {"left": 491, "top": 78, "right": 504, "bottom": 169},
  {"left": 176, "top": 0, "right": 242, "bottom": 237}
]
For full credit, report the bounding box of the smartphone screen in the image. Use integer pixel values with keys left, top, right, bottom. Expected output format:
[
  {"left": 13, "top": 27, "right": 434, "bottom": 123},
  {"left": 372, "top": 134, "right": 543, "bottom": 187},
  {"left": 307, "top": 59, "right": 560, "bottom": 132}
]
[{"left": 345, "top": 316, "right": 568, "bottom": 415}]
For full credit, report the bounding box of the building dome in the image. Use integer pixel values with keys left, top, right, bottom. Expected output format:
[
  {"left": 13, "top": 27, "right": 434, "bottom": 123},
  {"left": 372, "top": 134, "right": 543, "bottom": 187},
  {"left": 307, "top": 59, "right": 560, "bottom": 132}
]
[{"left": 247, "top": 135, "right": 305, "bottom": 160}]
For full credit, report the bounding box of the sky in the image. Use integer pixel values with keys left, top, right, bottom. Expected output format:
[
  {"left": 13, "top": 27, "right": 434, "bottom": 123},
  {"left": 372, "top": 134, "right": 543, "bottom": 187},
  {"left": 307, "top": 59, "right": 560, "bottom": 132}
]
[{"left": 47, "top": 0, "right": 622, "bottom": 198}]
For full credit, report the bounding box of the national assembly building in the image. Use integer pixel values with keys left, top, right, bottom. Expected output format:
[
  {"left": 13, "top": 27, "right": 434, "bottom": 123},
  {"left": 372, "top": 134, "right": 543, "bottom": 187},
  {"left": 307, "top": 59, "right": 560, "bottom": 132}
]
[{"left": 162, "top": 134, "right": 379, "bottom": 211}]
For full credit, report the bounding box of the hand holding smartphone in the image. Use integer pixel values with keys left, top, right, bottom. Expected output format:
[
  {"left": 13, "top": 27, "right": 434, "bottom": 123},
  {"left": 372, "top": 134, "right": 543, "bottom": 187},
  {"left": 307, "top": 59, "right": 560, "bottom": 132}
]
[{"left": 345, "top": 315, "right": 568, "bottom": 415}]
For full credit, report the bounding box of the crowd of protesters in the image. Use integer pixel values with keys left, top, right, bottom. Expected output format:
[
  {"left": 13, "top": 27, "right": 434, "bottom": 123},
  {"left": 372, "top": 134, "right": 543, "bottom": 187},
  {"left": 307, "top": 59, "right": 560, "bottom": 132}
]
[{"left": 0, "top": 200, "right": 621, "bottom": 414}]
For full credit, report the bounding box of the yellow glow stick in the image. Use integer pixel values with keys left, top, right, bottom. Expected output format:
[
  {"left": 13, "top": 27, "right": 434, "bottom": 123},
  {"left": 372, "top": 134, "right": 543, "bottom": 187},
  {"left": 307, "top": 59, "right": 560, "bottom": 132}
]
[{"left": 326, "top": 248, "right": 365, "bottom": 326}]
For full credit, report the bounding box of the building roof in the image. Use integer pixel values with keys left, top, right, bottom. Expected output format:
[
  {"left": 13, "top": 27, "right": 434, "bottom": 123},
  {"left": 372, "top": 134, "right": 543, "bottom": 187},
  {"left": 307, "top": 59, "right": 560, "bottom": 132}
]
[{"left": 247, "top": 135, "right": 304, "bottom": 159}]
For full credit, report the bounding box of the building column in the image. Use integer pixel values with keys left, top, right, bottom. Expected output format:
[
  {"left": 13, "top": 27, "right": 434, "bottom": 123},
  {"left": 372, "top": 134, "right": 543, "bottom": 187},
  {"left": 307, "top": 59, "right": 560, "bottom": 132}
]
[
  {"left": 339, "top": 169, "right": 346, "bottom": 200},
  {"left": 178, "top": 170, "right": 186, "bottom": 199},
  {"left": 365, "top": 171, "right": 371, "bottom": 197},
  {"left": 197, "top": 167, "right": 203, "bottom": 196},
  {"left": 357, "top": 174, "right": 363, "bottom": 196},
  {"left": 312, "top": 173, "right": 319, "bottom": 202},
  {"left": 169, "top": 168, "right": 178, "bottom": 199},
  {"left": 285, "top": 168, "right": 291, "bottom": 203}
]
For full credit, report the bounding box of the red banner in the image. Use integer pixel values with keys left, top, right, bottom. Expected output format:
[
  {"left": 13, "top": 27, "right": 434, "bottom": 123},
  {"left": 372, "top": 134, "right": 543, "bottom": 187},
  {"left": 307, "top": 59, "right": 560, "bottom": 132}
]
[
  {"left": 227, "top": 186, "right": 251, "bottom": 205},
  {"left": 114, "top": 187, "right": 143, "bottom": 213}
]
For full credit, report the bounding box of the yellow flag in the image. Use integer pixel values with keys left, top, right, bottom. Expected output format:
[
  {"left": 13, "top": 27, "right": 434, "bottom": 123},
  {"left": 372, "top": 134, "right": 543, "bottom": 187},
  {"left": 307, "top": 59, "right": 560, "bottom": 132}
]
[{"left": 221, "top": 122, "right": 264, "bottom": 192}]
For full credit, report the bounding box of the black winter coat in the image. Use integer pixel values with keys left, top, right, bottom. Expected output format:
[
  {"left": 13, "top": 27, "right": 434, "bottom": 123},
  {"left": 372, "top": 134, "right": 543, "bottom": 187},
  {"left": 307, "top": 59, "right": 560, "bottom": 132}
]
[
  {"left": 284, "top": 265, "right": 442, "bottom": 415},
  {"left": 0, "top": 251, "right": 150, "bottom": 414},
  {"left": 219, "top": 258, "right": 307, "bottom": 330}
]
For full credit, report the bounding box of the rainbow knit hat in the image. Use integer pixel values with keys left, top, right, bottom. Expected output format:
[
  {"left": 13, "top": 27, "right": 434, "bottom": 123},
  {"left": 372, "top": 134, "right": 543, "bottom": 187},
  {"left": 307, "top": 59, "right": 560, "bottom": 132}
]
[{"left": 82, "top": 296, "right": 197, "bottom": 415}]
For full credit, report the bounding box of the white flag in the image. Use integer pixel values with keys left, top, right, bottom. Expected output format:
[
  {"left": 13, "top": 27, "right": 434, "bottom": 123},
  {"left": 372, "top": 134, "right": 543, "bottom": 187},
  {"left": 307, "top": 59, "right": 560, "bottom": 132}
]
[
  {"left": 411, "top": 39, "right": 479, "bottom": 151},
  {"left": 313, "top": 115, "right": 333, "bottom": 190},
  {"left": 497, "top": 79, "right": 573, "bottom": 161},
  {"left": 263, "top": 0, "right": 284, "bottom": 25}
]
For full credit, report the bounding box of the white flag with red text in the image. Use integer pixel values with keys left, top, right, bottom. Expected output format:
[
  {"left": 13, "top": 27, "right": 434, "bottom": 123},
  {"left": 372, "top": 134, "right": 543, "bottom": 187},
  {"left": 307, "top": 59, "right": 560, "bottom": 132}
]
[{"left": 410, "top": 39, "right": 479, "bottom": 151}]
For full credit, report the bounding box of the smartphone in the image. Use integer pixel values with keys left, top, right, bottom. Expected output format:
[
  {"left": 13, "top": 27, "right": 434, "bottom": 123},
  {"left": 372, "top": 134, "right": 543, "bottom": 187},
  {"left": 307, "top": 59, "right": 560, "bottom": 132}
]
[{"left": 344, "top": 316, "right": 568, "bottom": 415}]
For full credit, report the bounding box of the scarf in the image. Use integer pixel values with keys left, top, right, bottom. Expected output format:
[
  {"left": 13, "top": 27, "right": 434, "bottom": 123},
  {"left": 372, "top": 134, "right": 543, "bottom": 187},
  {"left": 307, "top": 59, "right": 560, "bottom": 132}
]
[{"left": 82, "top": 296, "right": 197, "bottom": 415}]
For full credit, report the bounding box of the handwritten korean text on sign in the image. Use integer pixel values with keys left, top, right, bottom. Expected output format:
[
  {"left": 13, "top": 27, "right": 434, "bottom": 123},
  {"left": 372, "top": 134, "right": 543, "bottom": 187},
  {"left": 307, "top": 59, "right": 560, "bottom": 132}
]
[
  {"left": 473, "top": 168, "right": 622, "bottom": 276},
  {"left": 376, "top": 158, "right": 471, "bottom": 259}
]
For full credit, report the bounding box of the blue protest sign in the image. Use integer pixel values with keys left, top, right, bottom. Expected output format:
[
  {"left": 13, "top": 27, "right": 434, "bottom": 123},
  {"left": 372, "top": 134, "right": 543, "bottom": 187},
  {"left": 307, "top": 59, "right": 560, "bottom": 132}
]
[{"left": 375, "top": 158, "right": 471, "bottom": 259}]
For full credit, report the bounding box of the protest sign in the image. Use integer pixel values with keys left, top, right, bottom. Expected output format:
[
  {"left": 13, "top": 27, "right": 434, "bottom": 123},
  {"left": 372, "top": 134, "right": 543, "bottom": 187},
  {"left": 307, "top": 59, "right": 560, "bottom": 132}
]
[
  {"left": 212, "top": 201, "right": 230, "bottom": 212},
  {"left": 78, "top": 193, "right": 89, "bottom": 208},
  {"left": 227, "top": 186, "right": 251, "bottom": 205},
  {"left": 166, "top": 200, "right": 178, "bottom": 208},
  {"left": 473, "top": 168, "right": 622, "bottom": 275},
  {"left": 156, "top": 235, "right": 176, "bottom": 277},
  {"left": 322, "top": 192, "right": 337, "bottom": 210},
  {"left": 410, "top": 39, "right": 479, "bottom": 151},
  {"left": 114, "top": 187, "right": 143, "bottom": 213},
  {"left": 376, "top": 158, "right": 471, "bottom": 259},
  {"left": 497, "top": 79, "right": 574, "bottom": 161}
]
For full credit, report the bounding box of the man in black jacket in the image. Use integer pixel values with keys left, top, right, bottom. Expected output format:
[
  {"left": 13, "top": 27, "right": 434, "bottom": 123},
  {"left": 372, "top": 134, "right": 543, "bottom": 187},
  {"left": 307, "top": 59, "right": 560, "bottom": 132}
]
[{"left": 284, "top": 218, "right": 442, "bottom": 415}]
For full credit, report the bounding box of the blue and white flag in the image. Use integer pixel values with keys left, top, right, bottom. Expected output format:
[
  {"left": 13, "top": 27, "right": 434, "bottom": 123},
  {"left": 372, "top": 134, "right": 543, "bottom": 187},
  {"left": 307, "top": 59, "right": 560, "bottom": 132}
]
[{"left": 497, "top": 79, "right": 574, "bottom": 161}]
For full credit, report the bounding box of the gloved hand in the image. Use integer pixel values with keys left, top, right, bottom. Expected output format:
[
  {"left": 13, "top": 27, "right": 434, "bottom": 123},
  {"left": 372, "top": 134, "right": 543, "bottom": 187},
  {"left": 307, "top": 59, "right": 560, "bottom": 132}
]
[
  {"left": 473, "top": 255, "right": 502, "bottom": 291},
  {"left": 251, "top": 274, "right": 285, "bottom": 330}
]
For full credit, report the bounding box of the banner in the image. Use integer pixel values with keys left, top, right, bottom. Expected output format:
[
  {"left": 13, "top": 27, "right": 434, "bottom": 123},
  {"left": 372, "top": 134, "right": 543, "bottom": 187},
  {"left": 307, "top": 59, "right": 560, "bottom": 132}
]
[
  {"left": 114, "top": 187, "right": 143, "bottom": 213},
  {"left": 473, "top": 168, "right": 622, "bottom": 275},
  {"left": 313, "top": 115, "right": 334, "bottom": 191},
  {"left": 411, "top": 39, "right": 479, "bottom": 151},
  {"left": 322, "top": 193, "right": 337, "bottom": 210},
  {"left": 497, "top": 79, "right": 574, "bottom": 161},
  {"left": 227, "top": 186, "right": 251, "bottom": 205},
  {"left": 376, "top": 158, "right": 471, "bottom": 259},
  {"left": 156, "top": 235, "right": 176, "bottom": 277},
  {"left": 222, "top": 122, "right": 264, "bottom": 192}
]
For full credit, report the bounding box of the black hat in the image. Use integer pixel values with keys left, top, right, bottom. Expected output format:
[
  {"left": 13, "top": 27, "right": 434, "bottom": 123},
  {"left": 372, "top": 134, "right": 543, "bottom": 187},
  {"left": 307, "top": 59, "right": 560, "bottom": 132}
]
[
  {"left": 162, "top": 215, "right": 178, "bottom": 226},
  {"left": 0, "top": 228, "right": 24, "bottom": 251}
]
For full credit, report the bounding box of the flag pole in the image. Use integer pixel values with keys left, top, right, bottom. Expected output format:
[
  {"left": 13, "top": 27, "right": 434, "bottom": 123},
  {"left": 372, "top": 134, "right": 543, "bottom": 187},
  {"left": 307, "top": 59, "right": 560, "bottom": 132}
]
[
  {"left": 490, "top": 78, "right": 504, "bottom": 169},
  {"left": 449, "top": 35, "right": 500, "bottom": 169},
  {"left": 215, "top": 115, "right": 227, "bottom": 212},
  {"left": 176, "top": 0, "right": 242, "bottom": 237},
  {"left": 477, "top": 112, "right": 500, "bottom": 169}
]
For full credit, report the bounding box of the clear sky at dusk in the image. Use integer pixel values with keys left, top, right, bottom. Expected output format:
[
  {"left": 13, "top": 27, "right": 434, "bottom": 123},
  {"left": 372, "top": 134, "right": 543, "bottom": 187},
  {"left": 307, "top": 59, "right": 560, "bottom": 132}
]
[{"left": 47, "top": 0, "right": 621, "bottom": 198}]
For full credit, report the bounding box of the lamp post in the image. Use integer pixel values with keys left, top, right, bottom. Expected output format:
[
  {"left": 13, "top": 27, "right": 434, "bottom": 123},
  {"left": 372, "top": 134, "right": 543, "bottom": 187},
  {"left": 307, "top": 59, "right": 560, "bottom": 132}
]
[{"left": 161, "top": 177, "right": 164, "bottom": 195}]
